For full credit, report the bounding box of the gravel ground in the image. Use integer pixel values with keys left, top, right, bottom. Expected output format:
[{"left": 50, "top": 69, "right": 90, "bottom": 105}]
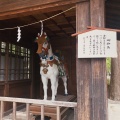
[
  {"left": 108, "top": 99, "right": 120, "bottom": 120},
  {"left": 66, "top": 99, "right": 120, "bottom": 120}
]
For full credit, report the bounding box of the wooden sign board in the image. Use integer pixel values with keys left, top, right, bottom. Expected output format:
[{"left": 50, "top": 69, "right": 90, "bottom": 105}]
[{"left": 78, "top": 29, "right": 117, "bottom": 58}]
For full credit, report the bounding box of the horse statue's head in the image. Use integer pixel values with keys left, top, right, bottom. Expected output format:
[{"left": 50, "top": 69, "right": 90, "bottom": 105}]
[{"left": 35, "top": 32, "right": 50, "bottom": 58}]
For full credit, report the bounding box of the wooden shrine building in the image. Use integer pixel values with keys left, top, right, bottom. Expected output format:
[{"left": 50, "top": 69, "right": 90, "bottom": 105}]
[{"left": 0, "top": 0, "right": 120, "bottom": 120}]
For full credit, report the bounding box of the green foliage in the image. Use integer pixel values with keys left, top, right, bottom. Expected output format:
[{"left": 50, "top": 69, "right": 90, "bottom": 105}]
[{"left": 106, "top": 58, "right": 111, "bottom": 74}]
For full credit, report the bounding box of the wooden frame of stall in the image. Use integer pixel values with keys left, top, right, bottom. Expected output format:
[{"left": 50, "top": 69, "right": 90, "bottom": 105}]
[{"left": 0, "top": 0, "right": 108, "bottom": 120}]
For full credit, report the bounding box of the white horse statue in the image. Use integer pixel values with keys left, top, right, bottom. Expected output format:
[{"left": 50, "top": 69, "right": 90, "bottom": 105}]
[{"left": 35, "top": 32, "right": 68, "bottom": 101}]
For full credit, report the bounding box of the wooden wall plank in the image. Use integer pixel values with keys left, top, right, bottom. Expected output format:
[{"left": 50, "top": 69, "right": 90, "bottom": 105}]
[
  {"left": 0, "top": 85, "right": 4, "bottom": 96},
  {"left": 0, "top": 0, "right": 88, "bottom": 20},
  {"left": 50, "top": 37, "right": 76, "bottom": 96}
]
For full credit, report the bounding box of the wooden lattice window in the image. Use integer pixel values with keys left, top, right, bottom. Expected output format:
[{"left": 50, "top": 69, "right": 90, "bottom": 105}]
[
  {"left": 8, "top": 44, "right": 31, "bottom": 80},
  {"left": 0, "top": 41, "right": 31, "bottom": 81},
  {"left": 0, "top": 42, "right": 6, "bottom": 81}
]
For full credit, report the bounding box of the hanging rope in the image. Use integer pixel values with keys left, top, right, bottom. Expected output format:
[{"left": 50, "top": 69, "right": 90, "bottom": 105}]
[
  {"left": 0, "top": 6, "right": 76, "bottom": 31},
  {"left": 40, "top": 21, "right": 43, "bottom": 37}
]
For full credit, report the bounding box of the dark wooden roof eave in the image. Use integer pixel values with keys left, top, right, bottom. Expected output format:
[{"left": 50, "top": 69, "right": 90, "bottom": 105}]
[{"left": 0, "top": 0, "right": 88, "bottom": 20}]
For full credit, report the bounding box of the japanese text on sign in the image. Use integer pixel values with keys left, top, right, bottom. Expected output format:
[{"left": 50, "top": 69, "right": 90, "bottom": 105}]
[{"left": 78, "top": 30, "right": 117, "bottom": 58}]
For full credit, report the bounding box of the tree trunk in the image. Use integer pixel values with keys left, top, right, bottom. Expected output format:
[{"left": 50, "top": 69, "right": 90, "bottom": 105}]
[{"left": 110, "top": 40, "right": 120, "bottom": 101}]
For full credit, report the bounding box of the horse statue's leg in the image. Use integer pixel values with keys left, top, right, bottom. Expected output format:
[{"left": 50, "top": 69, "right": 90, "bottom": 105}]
[
  {"left": 50, "top": 76, "right": 57, "bottom": 101},
  {"left": 55, "top": 77, "right": 59, "bottom": 97},
  {"left": 62, "top": 76, "right": 68, "bottom": 96},
  {"left": 41, "top": 76, "right": 48, "bottom": 100}
]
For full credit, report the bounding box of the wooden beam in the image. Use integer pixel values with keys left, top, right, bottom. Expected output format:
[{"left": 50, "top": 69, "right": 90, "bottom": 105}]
[
  {"left": 106, "top": 14, "right": 120, "bottom": 21},
  {"left": 56, "top": 20, "right": 76, "bottom": 27},
  {"left": 106, "top": 25, "right": 120, "bottom": 30},
  {"left": 107, "top": 0, "right": 120, "bottom": 2},
  {"left": 106, "top": 2, "right": 120, "bottom": 9},
  {"left": 106, "top": 8, "right": 120, "bottom": 16},
  {"left": 30, "top": 15, "right": 57, "bottom": 36},
  {"left": 106, "top": 20, "right": 120, "bottom": 29},
  {"left": 44, "top": 13, "right": 69, "bottom": 37},
  {"left": 60, "top": 11, "right": 76, "bottom": 32},
  {"left": 0, "top": 0, "right": 88, "bottom": 20}
]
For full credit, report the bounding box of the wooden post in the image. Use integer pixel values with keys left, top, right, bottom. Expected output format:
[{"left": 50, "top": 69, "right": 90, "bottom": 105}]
[
  {"left": 41, "top": 105, "right": 44, "bottom": 120},
  {"left": 57, "top": 106, "right": 61, "bottom": 120},
  {"left": 13, "top": 102, "right": 16, "bottom": 120},
  {"left": 76, "top": 0, "right": 108, "bottom": 120},
  {"left": 0, "top": 101, "right": 4, "bottom": 120},
  {"left": 26, "top": 103, "right": 30, "bottom": 120}
]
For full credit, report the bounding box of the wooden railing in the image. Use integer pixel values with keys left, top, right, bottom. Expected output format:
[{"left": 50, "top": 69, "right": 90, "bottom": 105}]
[{"left": 0, "top": 97, "right": 77, "bottom": 120}]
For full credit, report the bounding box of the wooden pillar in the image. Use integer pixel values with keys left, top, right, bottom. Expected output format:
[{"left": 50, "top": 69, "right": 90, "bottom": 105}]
[
  {"left": 76, "top": 0, "right": 108, "bottom": 120},
  {"left": 76, "top": 2, "right": 91, "bottom": 120}
]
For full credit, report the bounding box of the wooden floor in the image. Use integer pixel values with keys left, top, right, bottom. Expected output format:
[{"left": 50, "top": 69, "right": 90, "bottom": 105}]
[{"left": 64, "top": 108, "right": 74, "bottom": 120}]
